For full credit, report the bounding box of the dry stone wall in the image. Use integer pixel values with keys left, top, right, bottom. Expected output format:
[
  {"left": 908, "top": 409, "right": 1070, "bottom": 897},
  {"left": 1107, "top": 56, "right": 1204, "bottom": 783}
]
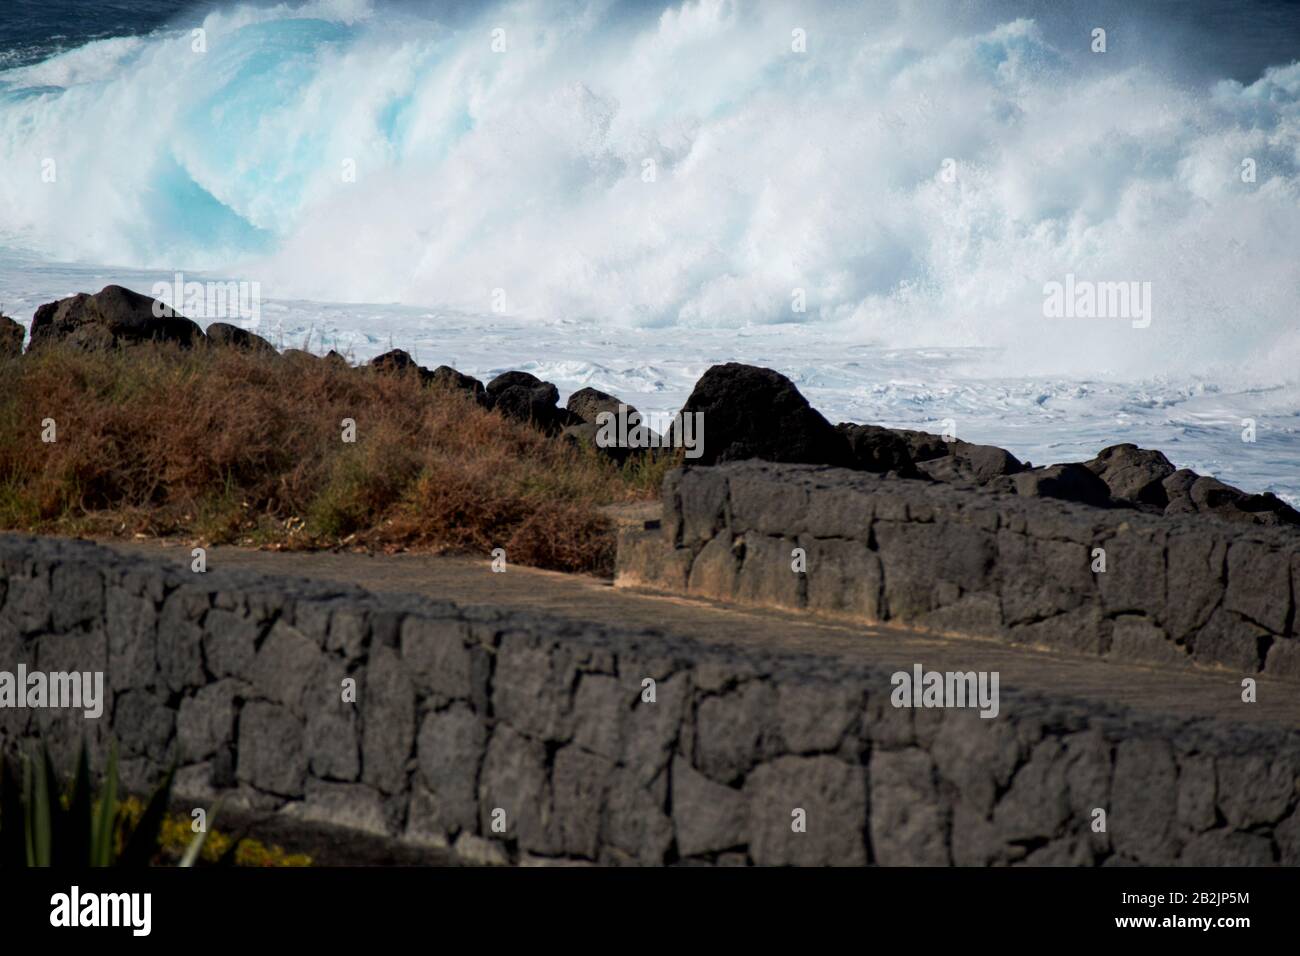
[
  {"left": 2, "top": 532, "right": 1299, "bottom": 865},
  {"left": 617, "top": 462, "right": 1300, "bottom": 681}
]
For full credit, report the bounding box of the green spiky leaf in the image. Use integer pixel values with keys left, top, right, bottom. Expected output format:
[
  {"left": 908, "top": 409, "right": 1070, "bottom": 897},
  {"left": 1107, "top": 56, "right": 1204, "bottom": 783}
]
[
  {"left": 56, "top": 743, "right": 92, "bottom": 867},
  {"left": 28, "top": 746, "right": 53, "bottom": 867},
  {"left": 91, "top": 743, "right": 119, "bottom": 868},
  {"left": 117, "top": 763, "right": 175, "bottom": 868},
  {"left": 0, "top": 755, "right": 27, "bottom": 867}
]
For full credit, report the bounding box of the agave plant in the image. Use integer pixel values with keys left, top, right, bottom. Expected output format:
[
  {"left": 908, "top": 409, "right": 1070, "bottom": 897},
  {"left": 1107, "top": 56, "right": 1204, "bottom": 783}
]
[{"left": 0, "top": 740, "right": 207, "bottom": 867}]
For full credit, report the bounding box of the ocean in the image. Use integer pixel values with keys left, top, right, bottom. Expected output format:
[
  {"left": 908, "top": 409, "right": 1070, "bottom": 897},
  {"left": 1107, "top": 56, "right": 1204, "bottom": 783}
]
[{"left": 1, "top": 0, "right": 1298, "bottom": 499}]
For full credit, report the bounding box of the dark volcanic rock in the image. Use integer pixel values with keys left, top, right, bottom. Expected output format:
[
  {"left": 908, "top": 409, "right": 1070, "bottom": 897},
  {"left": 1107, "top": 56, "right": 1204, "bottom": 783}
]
[
  {"left": 869, "top": 426, "right": 1022, "bottom": 484},
  {"left": 562, "top": 387, "right": 651, "bottom": 461},
  {"left": 1163, "top": 469, "right": 1199, "bottom": 500},
  {"left": 205, "top": 322, "right": 276, "bottom": 353},
  {"left": 895, "top": 429, "right": 953, "bottom": 463},
  {"left": 836, "top": 424, "right": 918, "bottom": 476},
  {"left": 280, "top": 349, "right": 323, "bottom": 368},
  {"left": 9, "top": 531, "right": 1300, "bottom": 866},
  {"left": 567, "top": 386, "right": 639, "bottom": 426},
  {"left": 487, "top": 371, "right": 575, "bottom": 434},
  {"left": 989, "top": 463, "right": 1112, "bottom": 508},
  {"left": 431, "top": 366, "right": 488, "bottom": 406},
  {"left": 962, "top": 443, "right": 1024, "bottom": 481},
  {"left": 560, "top": 421, "right": 633, "bottom": 464},
  {"left": 370, "top": 349, "right": 428, "bottom": 379},
  {"left": 1165, "top": 473, "right": 1300, "bottom": 527},
  {"left": 677, "top": 363, "right": 852, "bottom": 467},
  {"left": 370, "top": 352, "right": 490, "bottom": 404},
  {"left": 1084, "top": 444, "right": 1175, "bottom": 506},
  {"left": 487, "top": 370, "right": 554, "bottom": 397},
  {"left": 0, "top": 312, "right": 23, "bottom": 356},
  {"left": 918, "top": 442, "right": 1024, "bottom": 486},
  {"left": 1234, "top": 491, "right": 1300, "bottom": 526},
  {"left": 562, "top": 407, "right": 660, "bottom": 463},
  {"left": 28, "top": 285, "right": 205, "bottom": 352}
]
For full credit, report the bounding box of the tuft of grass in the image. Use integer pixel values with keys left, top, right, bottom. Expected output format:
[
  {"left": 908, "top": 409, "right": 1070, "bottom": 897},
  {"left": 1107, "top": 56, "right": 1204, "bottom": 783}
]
[
  {"left": 0, "top": 346, "right": 665, "bottom": 574},
  {"left": 0, "top": 740, "right": 183, "bottom": 868}
]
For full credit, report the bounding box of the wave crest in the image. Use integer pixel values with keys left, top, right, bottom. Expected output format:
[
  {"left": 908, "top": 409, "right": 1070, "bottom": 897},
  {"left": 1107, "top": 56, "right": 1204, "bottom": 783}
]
[{"left": 1, "top": 0, "right": 1297, "bottom": 377}]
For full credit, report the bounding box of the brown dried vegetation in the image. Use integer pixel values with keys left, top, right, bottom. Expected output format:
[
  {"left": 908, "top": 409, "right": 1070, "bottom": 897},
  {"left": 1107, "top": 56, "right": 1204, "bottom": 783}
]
[{"left": 0, "top": 345, "right": 669, "bottom": 574}]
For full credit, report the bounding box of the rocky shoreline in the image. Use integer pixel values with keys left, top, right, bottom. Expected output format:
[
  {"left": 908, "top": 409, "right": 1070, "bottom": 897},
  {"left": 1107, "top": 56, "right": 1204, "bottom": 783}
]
[{"left": 3, "top": 283, "right": 1296, "bottom": 533}]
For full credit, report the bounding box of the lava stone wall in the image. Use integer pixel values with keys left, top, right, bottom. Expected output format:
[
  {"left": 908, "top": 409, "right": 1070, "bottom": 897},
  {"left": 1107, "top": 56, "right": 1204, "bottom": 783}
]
[
  {"left": 618, "top": 462, "right": 1300, "bottom": 681},
  {"left": 2, "top": 533, "right": 1299, "bottom": 865}
]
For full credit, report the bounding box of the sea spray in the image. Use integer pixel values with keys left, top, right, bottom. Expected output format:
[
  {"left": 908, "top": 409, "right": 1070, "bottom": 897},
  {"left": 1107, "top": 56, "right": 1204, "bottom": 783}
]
[{"left": 0, "top": 0, "right": 1297, "bottom": 381}]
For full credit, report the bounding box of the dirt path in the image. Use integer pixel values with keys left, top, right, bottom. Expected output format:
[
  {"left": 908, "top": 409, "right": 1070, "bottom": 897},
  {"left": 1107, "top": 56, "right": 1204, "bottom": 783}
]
[{"left": 105, "top": 539, "right": 1300, "bottom": 731}]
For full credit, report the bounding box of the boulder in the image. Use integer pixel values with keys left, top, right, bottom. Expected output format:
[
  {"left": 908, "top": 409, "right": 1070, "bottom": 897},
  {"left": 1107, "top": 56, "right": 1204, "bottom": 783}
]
[
  {"left": 370, "top": 352, "right": 491, "bottom": 403},
  {"left": 1084, "top": 444, "right": 1175, "bottom": 506},
  {"left": 431, "top": 366, "right": 489, "bottom": 406},
  {"left": 562, "top": 387, "right": 653, "bottom": 460},
  {"left": 567, "top": 387, "right": 639, "bottom": 426},
  {"left": 1235, "top": 491, "right": 1300, "bottom": 526},
  {"left": 836, "top": 423, "right": 918, "bottom": 476},
  {"left": 370, "top": 349, "right": 430, "bottom": 380},
  {"left": 559, "top": 422, "right": 633, "bottom": 464},
  {"left": 867, "top": 426, "right": 1022, "bottom": 484},
  {"left": 487, "top": 371, "right": 576, "bottom": 434},
  {"left": 205, "top": 322, "right": 276, "bottom": 354},
  {"left": 1163, "top": 468, "right": 1199, "bottom": 500},
  {"left": 280, "top": 349, "right": 323, "bottom": 369},
  {"left": 28, "top": 285, "right": 204, "bottom": 351},
  {"left": 0, "top": 313, "right": 23, "bottom": 356},
  {"left": 989, "top": 463, "right": 1111, "bottom": 508},
  {"left": 1165, "top": 472, "right": 1300, "bottom": 527},
  {"left": 487, "top": 370, "right": 554, "bottom": 397},
  {"left": 894, "top": 429, "right": 953, "bottom": 463},
  {"left": 675, "top": 363, "right": 852, "bottom": 467},
  {"left": 917, "top": 442, "right": 1024, "bottom": 485},
  {"left": 1190, "top": 477, "right": 1252, "bottom": 516}
]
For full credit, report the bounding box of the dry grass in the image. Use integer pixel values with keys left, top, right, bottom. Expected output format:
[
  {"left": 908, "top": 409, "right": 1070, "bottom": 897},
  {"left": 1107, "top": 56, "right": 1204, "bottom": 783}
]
[{"left": 0, "top": 345, "right": 673, "bottom": 575}]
